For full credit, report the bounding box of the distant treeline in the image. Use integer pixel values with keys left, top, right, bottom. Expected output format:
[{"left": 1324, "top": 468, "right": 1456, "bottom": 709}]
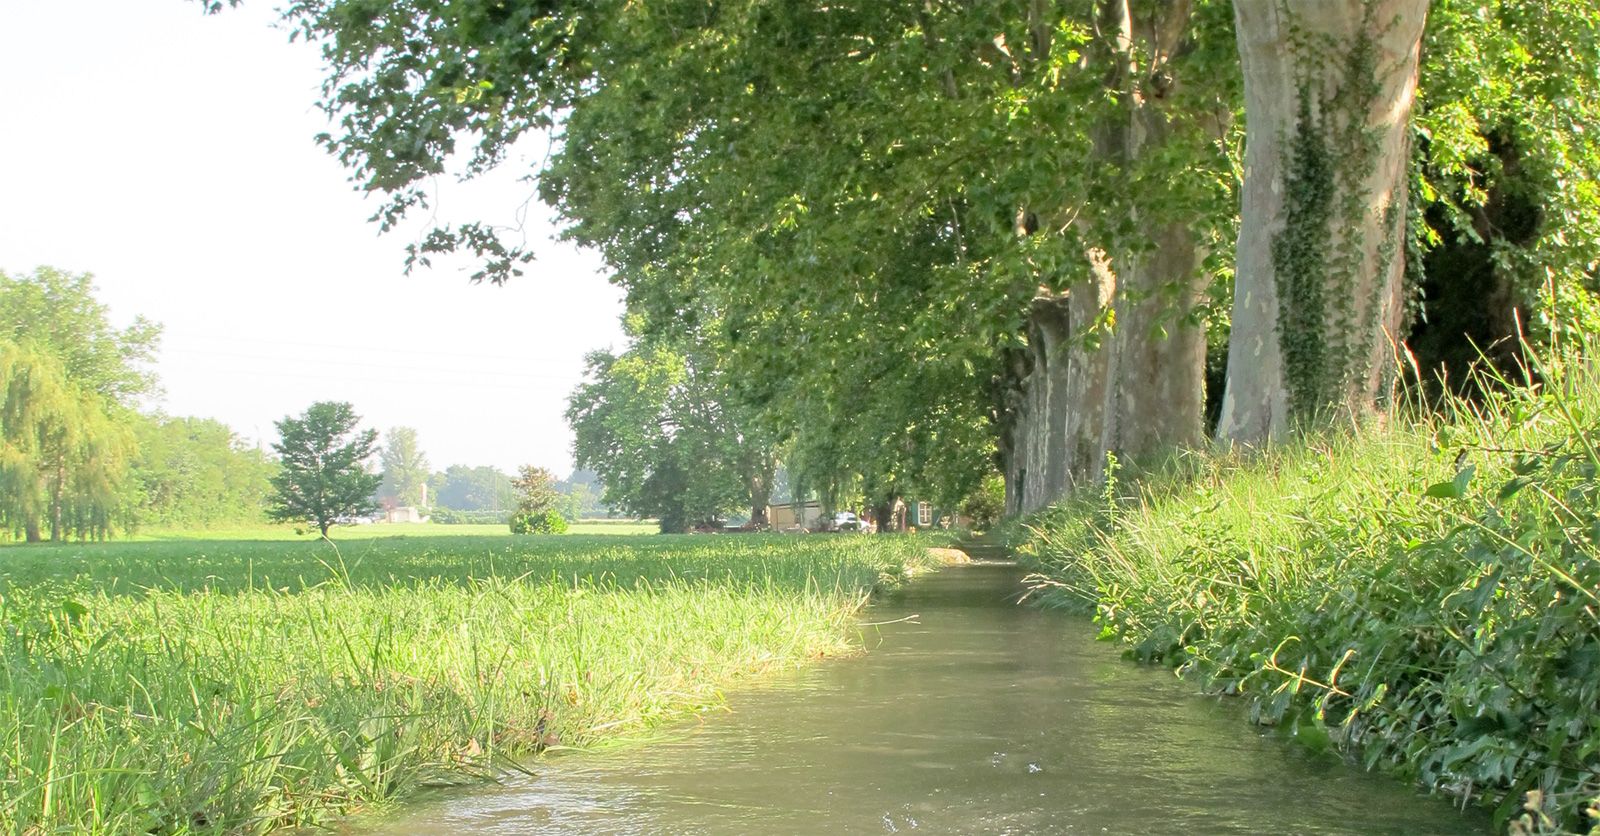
[
  {"left": 0, "top": 267, "right": 607, "bottom": 542},
  {"left": 423, "top": 467, "right": 608, "bottom": 523},
  {"left": 0, "top": 266, "right": 275, "bottom": 541},
  {"left": 130, "top": 416, "right": 276, "bottom": 530}
]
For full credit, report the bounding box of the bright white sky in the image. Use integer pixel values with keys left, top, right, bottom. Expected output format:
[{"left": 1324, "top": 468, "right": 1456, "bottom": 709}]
[{"left": 0, "top": 0, "right": 627, "bottom": 476}]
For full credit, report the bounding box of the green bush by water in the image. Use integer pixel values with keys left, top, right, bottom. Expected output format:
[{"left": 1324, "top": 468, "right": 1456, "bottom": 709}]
[
  {"left": 0, "top": 534, "right": 933, "bottom": 833},
  {"left": 1021, "top": 352, "right": 1600, "bottom": 833}
]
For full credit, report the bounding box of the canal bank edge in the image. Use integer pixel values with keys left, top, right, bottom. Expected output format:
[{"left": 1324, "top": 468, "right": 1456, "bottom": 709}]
[{"left": 1013, "top": 360, "right": 1600, "bottom": 834}]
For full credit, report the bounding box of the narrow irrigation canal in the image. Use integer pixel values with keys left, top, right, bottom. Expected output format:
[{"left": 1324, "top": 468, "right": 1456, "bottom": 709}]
[{"left": 365, "top": 562, "right": 1485, "bottom": 834}]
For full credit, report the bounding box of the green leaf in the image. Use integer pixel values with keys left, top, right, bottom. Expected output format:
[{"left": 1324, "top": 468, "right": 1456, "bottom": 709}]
[
  {"left": 1425, "top": 464, "right": 1476, "bottom": 499},
  {"left": 1497, "top": 476, "right": 1532, "bottom": 500},
  {"left": 1424, "top": 479, "right": 1463, "bottom": 499},
  {"left": 60, "top": 598, "right": 88, "bottom": 624}
]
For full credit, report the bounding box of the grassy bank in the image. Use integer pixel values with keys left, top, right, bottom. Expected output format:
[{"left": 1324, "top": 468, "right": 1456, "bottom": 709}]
[
  {"left": 0, "top": 533, "right": 933, "bottom": 833},
  {"left": 1020, "top": 353, "right": 1600, "bottom": 832}
]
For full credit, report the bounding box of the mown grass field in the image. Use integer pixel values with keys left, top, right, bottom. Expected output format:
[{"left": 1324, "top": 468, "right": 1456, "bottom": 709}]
[
  {"left": 0, "top": 532, "right": 934, "bottom": 833},
  {"left": 125, "top": 518, "right": 660, "bottom": 542},
  {"left": 1021, "top": 352, "right": 1600, "bottom": 830}
]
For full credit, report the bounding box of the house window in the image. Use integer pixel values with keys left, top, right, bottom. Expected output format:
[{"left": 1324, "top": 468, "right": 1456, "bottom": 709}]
[{"left": 917, "top": 502, "right": 932, "bottom": 527}]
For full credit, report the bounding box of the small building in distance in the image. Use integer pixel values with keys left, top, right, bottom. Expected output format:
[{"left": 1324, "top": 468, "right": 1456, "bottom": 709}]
[
  {"left": 382, "top": 506, "right": 428, "bottom": 524},
  {"left": 767, "top": 500, "right": 826, "bottom": 531},
  {"left": 876, "top": 498, "right": 967, "bottom": 532},
  {"left": 766, "top": 498, "right": 967, "bottom": 532}
]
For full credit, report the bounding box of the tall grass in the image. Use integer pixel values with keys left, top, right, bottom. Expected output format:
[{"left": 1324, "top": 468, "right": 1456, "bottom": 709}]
[
  {"left": 0, "top": 534, "right": 933, "bottom": 833},
  {"left": 1021, "top": 349, "right": 1600, "bottom": 833}
]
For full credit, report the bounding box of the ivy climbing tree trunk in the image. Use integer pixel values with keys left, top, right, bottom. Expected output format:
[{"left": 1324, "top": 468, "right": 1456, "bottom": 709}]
[{"left": 1217, "top": 1, "right": 1428, "bottom": 445}]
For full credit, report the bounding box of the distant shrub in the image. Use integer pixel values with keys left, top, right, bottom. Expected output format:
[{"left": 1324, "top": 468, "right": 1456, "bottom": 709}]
[
  {"left": 431, "top": 508, "right": 508, "bottom": 525},
  {"left": 960, "top": 474, "right": 1006, "bottom": 531},
  {"left": 509, "top": 466, "right": 568, "bottom": 534},
  {"left": 510, "top": 509, "right": 568, "bottom": 535}
]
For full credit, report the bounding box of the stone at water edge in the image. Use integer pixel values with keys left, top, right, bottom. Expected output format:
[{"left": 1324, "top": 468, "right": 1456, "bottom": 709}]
[{"left": 925, "top": 547, "right": 973, "bottom": 566}]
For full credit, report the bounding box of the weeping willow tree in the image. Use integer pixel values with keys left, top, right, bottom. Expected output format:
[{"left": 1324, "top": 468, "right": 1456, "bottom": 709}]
[{"left": 0, "top": 340, "right": 135, "bottom": 542}]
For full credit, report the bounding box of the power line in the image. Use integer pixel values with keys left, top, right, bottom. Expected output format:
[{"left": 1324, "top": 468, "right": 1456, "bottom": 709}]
[
  {"left": 162, "top": 329, "right": 614, "bottom": 364},
  {"left": 161, "top": 347, "right": 588, "bottom": 381},
  {"left": 157, "top": 362, "right": 583, "bottom": 392}
]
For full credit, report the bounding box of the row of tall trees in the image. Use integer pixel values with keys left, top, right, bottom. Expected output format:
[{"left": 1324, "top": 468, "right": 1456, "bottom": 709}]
[
  {"left": 0, "top": 267, "right": 285, "bottom": 540},
  {"left": 252, "top": 0, "right": 1600, "bottom": 518},
  {"left": 412, "top": 460, "right": 607, "bottom": 519},
  {"left": 254, "top": 405, "right": 600, "bottom": 536}
]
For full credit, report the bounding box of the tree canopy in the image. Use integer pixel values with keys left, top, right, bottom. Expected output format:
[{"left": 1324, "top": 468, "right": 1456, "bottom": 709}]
[
  {"left": 430, "top": 464, "right": 516, "bottom": 512},
  {"left": 130, "top": 415, "right": 276, "bottom": 529},
  {"left": 566, "top": 334, "right": 774, "bottom": 532},
  {"left": 378, "top": 425, "right": 430, "bottom": 507},
  {"left": 0, "top": 266, "right": 160, "bottom": 405},
  {"left": 0, "top": 268, "right": 157, "bottom": 541},
  {"left": 268, "top": 401, "right": 381, "bottom": 537},
  {"left": 0, "top": 267, "right": 302, "bottom": 538},
  {"left": 246, "top": 0, "right": 1600, "bottom": 514},
  {"left": 0, "top": 340, "right": 135, "bottom": 541}
]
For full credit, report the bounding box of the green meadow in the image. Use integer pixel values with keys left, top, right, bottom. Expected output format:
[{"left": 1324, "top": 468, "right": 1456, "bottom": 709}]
[
  {"left": 128, "top": 518, "right": 660, "bottom": 542},
  {"left": 0, "top": 532, "right": 933, "bottom": 833}
]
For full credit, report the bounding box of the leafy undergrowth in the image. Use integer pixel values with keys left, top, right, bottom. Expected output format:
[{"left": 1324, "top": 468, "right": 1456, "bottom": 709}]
[
  {"left": 0, "top": 534, "right": 933, "bottom": 833},
  {"left": 1021, "top": 352, "right": 1600, "bottom": 834}
]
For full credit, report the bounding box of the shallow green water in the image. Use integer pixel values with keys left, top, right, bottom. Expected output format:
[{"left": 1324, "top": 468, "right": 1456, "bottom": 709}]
[{"left": 363, "top": 563, "right": 1485, "bottom": 834}]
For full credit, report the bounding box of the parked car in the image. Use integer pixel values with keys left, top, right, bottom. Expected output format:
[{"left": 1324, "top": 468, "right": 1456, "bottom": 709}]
[{"left": 833, "top": 512, "right": 863, "bottom": 531}]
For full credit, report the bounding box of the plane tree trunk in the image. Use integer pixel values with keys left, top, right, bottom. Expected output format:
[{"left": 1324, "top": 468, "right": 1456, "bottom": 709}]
[
  {"left": 872, "top": 500, "right": 895, "bottom": 534},
  {"left": 1002, "top": 0, "right": 1206, "bottom": 514},
  {"left": 1217, "top": 1, "right": 1428, "bottom": 444},
  {"left": 747, "top": 465, "right": 773, "bottom": 527}
]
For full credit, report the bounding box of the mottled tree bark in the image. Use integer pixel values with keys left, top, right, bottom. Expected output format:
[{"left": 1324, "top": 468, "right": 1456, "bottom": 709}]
[
  {"left": 1106, "top": 222, "right": 1207, "bottom": 459},
  {"left": 1103, "top": 42, "right": 1208, "bottom": 463},
  {"left": 745, "top": 451, "right": 775, "bottom": 527},
  {"left": 1218, "top": 1, "right": 1428, "bottom": 445},
  {"left": 1002, "top": 0, "right": 1206, "bottom": 514}
]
